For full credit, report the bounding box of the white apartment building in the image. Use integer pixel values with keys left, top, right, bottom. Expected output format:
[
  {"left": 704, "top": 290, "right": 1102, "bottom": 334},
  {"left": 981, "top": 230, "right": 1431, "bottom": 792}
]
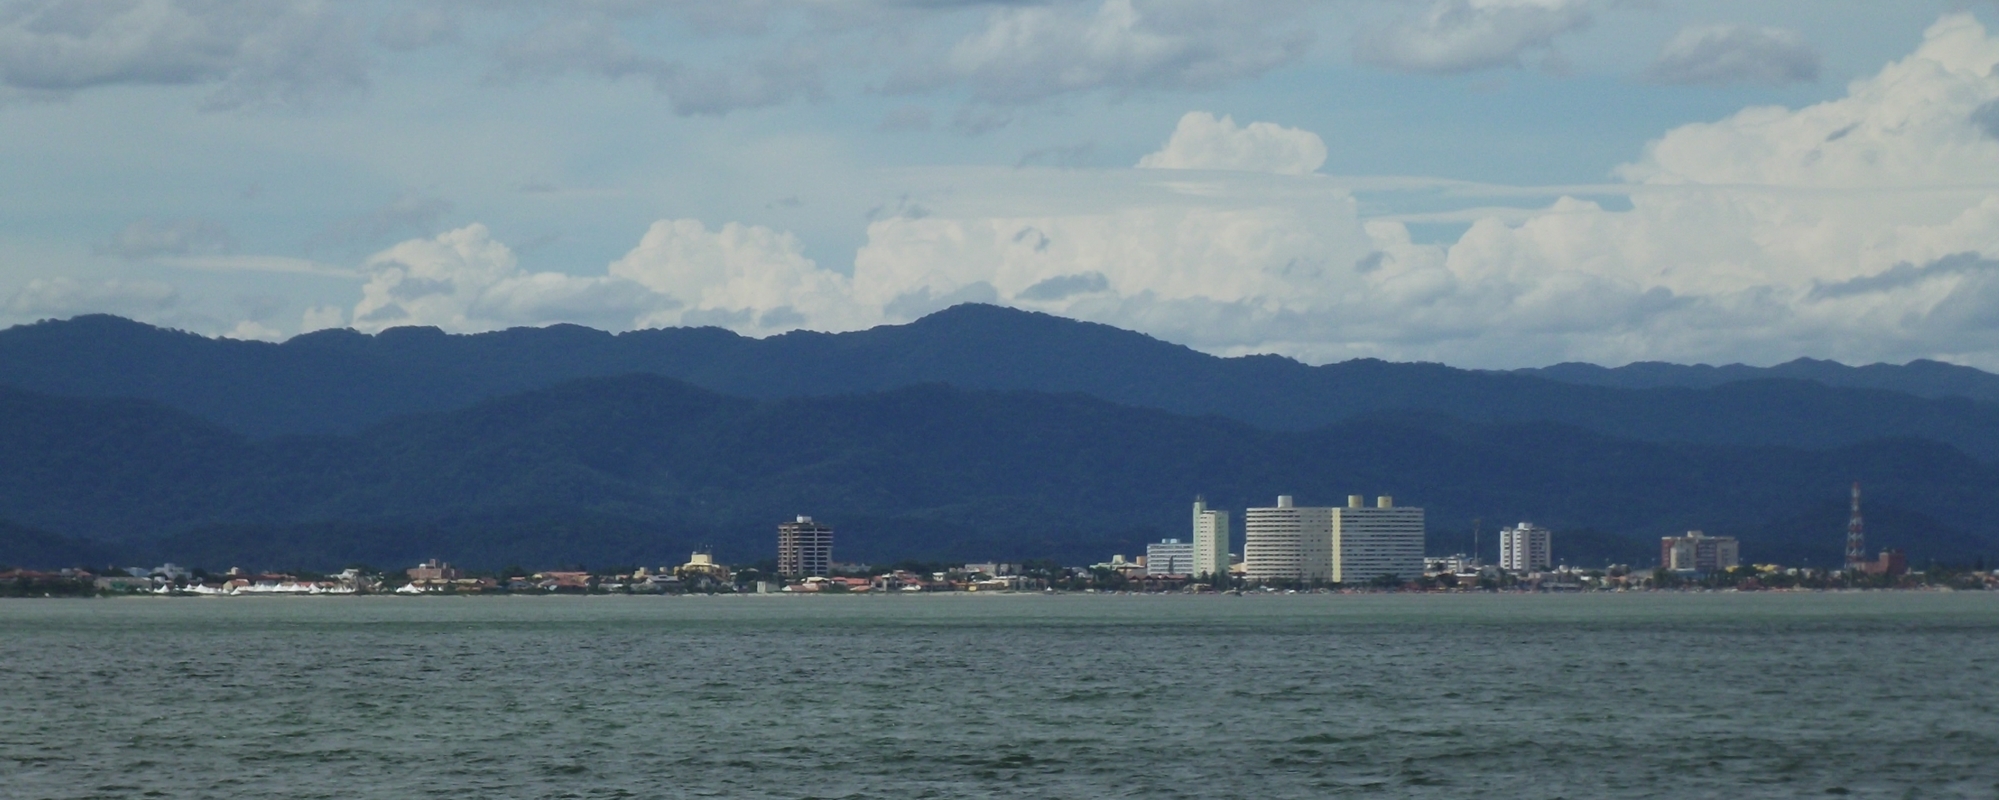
[
  {"left": 1498, "top": 522, "right": 1553, "bottom": 572},
  {"left": 1661, "top": 530, "right": 1739, "bottom": 572},
  {"left": 1244, "top": 496, "right": 1334, "bottom": 582},
  {"left": 1244, "top": 495, "right": 1426, "bottom": 584},
  {"left": 1146, "top": 539, "right": 1196, "bottom": 576},
  {"left": 1332, "top": 495, "right": 1426, "bottom": 584},
  {"left": 1191, "top": 499, "right": 1231, "bottom": 579}
]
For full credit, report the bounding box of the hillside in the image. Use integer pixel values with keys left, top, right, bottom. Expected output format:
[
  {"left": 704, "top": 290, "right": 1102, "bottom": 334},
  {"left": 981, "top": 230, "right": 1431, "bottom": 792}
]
[
  {"left": 4, "top": 308, "right": 1999, "bottom": 462},
  {"left": 0, "top": 378, "right": 1990, "bottom": 571}
]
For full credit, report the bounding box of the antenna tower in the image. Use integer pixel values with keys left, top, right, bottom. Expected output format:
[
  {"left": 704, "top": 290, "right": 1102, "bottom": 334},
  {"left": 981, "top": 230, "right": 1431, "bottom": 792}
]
[{"left": 1845, "top": 482, "right": 1867, "bottom": 572}]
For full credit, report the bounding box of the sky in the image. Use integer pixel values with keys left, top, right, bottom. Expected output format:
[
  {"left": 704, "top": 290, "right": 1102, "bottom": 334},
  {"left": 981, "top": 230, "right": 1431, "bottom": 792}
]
[{"left": 7, "top": 1, "right": 1999, "bottom": 369}]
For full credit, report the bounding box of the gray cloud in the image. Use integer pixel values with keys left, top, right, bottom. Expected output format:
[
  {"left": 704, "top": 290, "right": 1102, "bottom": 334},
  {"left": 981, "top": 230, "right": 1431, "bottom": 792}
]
[
  {"left": 1354, "top": 0, "right": 1590, "bottom": 75},
  {"left": 1972, "top": 99, "right": 1999, "bottom": 141},
  {"left": 891, "top": 0, "right": 1311, "bottom": 107},
  {"left": 376, "top": 8, "right": 459, "bottom": 52},
  {"left": 1809, "top": 252, "right": 1997, "bottom": 300},
  {"left": 1644, "top": 24, "right": 1819, "bottom": 86},
  {"left": 308, "top": 193, "right": 454, "bottom": 251},
  {"left": 0, "top": 0, "right": 368, "bottom": 108},
  {"left": 877, "top": 103, "right": 931, "bottom": 132},
  {"left": 487, "top": 12, "right": 821, "bottom": 115},
  {"left": 1015, "top": 142, "right": 1097, "bottom": 168},
  {"left": 95, "top": 217, "right": 236, "bottom": 259}
]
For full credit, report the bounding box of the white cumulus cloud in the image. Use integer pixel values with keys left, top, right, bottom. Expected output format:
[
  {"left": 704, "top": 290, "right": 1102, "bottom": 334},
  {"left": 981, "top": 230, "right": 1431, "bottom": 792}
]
[
  {"left": 1136, "top": 112, "right": 1326, "bottom": 175},
  {"left": 347, "top": 220, "right": 865, "bottom": 338},
  {"left": 304, "top": 13, "right": 1999, "bottom": 371},
  {"left": 608, "top": 218, "right": 865, "bottom": 332}
]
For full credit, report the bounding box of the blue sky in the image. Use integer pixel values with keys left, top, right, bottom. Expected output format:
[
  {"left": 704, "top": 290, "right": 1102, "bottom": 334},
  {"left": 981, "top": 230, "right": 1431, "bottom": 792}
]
[{"left": 5, "top": 0, "right": 1999, "bottom": 368}]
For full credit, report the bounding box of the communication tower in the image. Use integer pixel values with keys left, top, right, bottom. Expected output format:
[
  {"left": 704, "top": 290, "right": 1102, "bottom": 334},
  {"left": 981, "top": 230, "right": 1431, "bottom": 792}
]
[{"left": 1845, "top": 482, "right": 1867, "bottom": 572}]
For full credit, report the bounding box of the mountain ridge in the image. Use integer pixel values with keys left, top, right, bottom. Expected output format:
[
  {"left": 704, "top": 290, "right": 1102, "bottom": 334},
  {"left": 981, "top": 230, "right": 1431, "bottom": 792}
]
[
  {"left": 0, "top": 375, "right": 1990, "bottom": 571},
  {"left": 6, "top": 307, "right": 1999, "bottom": 461}
]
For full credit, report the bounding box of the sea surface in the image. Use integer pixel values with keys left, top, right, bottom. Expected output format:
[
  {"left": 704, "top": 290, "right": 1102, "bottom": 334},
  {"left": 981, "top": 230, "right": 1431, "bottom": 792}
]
[{"left": 2, "top": 592, "right": 1997, "bottom": 799}]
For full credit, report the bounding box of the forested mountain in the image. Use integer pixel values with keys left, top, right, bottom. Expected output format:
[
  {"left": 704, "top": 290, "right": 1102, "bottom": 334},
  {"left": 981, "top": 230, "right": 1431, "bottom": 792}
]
[
  {"left": 4, "top": 307, "right": 1999, "bottom": 461},
  {"left": 0, "top": 377, "right": 1989, "bottom": 571}
]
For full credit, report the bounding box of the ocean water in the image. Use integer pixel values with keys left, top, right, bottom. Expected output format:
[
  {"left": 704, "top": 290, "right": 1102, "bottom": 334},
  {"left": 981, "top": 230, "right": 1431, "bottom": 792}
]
[{"left": 2, "top": 593, "right": 1996, "bottom": 799}]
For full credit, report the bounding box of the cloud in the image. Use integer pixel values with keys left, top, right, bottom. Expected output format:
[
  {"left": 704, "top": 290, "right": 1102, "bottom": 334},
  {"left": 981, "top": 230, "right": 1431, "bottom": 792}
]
[
  {"left": 1808, "top": 252, "right": 1997, "bottom": 300},
  {"left": 222, "top": 319, "right": 283, "bottom": 341},
  {"left": 347, "top": 220, "right": 866, "bottom": 337},
  {"left": 877, "top": 104, "right": 931, "bottom": 132},
  {"left": 307, "top": 192, "right": 454, "bottom": 251},
  {"left": 1615, "top": 13, "right": 1999, "bottom": 189},
  {"left": 7, "top": 277, "right": 178, "bottom": 317},
  {"left": 892, "top": 0, "right": 1310, "bottom": 106},
  {"left": 95, "top": 217, "right": 235, "bottom": 259},
  {"left": 833, "top": 14, "right": 1999, "bottom": 369},
  {"left": 1645, "top": 24, "right": 1819, "bottom": 86},
  {"left": 487, "top": 12, "right": 821, "bottom": 115},
  {"left": 1136, "top": 111, "right": 1326, "bottom": 175},
  {"left": 375, "top": 8, "right": 458, "bottom": 52},
  {"left": 1354, "top": 0, "right": 1590, "bottom": 74},
  {"left": 289, "top": 12, "right": 1999, "bottom": 370},
  {"left": 299, "top": 303, "right": 345, "bottom": 332},
  {"left": 0, "top": 0, "right": 368, "bottom": 108},
  {"left": 607, "top": 218, "right": 866, "bottom": 332},
  {"left": 1017, "top": 271, "right": 1110, "bottom": 301}
]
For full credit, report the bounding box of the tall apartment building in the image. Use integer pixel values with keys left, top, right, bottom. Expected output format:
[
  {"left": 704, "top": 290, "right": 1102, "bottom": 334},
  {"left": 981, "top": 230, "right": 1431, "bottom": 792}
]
[
  {"left": 1146, "top": 539, "right": 1195, "bottom": 576},
  {"left": 1659, "top": 530, "right": 1738, "bottom": 572},
  {"left": 1191, "top": 499, "right": 1231, "bottom": 579},
  {"left": 777, "top": 515, "right": 833, "bottom": 577},
  {"left": 1332, "top": 495, "right": 1426, "bottom": 584},
  {"left": 1244, "top": 496, "right": 1334, "bottom": 582},
  {"left": 1498, "top": 522, "right": 1552, "bottom": 572},
  {"left": 1243, "top": 495, "right": 1424, "bottom": 584}
]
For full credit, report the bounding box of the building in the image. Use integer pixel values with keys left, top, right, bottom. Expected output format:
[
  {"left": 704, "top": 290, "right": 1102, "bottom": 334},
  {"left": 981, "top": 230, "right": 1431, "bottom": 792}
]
[
  {"left": 1146, "top": 539, "right": 1195, "bottom": 576},
  {"left": 1659, "top": 530, "right": 1740, "bottom": 572},
  {"left": 1862, "top": 548, "right": 1908, "bottom": 576},
  {"left": 1244, "top": 496, "right": 1334, "bottom": 582},
  {"left": 1191, "top": 499, "right": 1231, "bottom": 579},
  {"left": 1243, "top": 495, "right": 1425, "bottom": 584},
  {"left": 676, "top": 551, "right": 731, "bottom": 583},
  {"left": 1499, "top": 522, "right": 1552, "bottom": 572},
  {"left": 778, "top": 516, "right": 833, "bottom": 577},
  {"left": 407, "top": 559, "right": 460, "bottom": 581},
  {"left": 1332, "top": 495, "right": 1426, "bottom": 584}
]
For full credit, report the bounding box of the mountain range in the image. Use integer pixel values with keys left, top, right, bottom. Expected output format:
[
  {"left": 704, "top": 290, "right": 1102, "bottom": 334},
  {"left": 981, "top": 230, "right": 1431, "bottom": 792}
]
[{"left": 1, "top": 304, "right": 1994, "bottom": 572}]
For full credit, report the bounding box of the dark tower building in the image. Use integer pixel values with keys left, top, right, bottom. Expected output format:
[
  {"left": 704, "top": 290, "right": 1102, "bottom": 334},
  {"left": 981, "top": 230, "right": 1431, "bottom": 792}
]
[
  {"left": 1845, "top": 482, "right": 1867, "bottom": 572},
  {"left": 778, "top": 515, "right": 833, "bottom": 577}
]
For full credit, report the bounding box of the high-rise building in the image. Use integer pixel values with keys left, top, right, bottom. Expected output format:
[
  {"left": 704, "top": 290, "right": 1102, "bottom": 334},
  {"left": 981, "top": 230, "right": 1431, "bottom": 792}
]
[
  {"left": 1146, "top": 539, "right": 1195, "bottom": 576},
  {"left": 1332, "top": 495, "right": 1426, "bottom": 584},
  {"left": 1659, "top": 530, "right": 1739, "bottom": 572},
  {"left": 1191, "top": 499, "right": 1231, "bottom": 579},
  {"left": 1244, "top": 496, "right": 1334, "bottom": 582},
  {"left": 1498, "top": 522, "right": 1552, "bottom": 572},
  {"left": 1243, "top": 495, "right": 1425, "bottom": 584},
  {"left": 778, "top": 516, "right": 833, "bottom": 577}
]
